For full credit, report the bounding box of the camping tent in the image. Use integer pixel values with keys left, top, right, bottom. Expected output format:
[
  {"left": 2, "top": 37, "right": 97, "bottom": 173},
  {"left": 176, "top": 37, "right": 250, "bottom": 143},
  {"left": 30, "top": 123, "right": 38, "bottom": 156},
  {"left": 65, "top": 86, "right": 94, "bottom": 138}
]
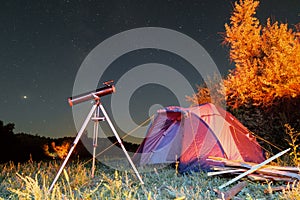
[{"left": 134, "top": 103, "right": 265, "bottom": 173}]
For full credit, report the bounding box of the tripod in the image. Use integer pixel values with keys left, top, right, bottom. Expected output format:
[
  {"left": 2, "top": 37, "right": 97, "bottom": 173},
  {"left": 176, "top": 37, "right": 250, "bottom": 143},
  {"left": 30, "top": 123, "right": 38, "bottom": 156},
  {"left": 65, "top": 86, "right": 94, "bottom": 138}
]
[{"left": 49, "top": 99, "right": 144, "bottom": 192}]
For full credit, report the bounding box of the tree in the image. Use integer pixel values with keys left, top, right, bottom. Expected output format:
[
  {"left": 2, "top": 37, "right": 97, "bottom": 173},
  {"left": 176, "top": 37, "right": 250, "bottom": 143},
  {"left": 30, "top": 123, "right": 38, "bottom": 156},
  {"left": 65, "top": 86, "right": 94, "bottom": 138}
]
[
  {"left": 188, "top": 0, "right": 300, "bottom": 151},
  {"left": 0, "top": 120, "right": 16, "bottom": 162},
  {"left": 186, "top": 73, "right": 225, "bottom": 107},
  {"left": 0, "top": 120, "right": 15, "bottom": 136},
  {"left": 223, "top": 0, "right": 300, "bottom": 108},
  {"left": 223, "top": 0, "right": 300, "bottom": 150}
]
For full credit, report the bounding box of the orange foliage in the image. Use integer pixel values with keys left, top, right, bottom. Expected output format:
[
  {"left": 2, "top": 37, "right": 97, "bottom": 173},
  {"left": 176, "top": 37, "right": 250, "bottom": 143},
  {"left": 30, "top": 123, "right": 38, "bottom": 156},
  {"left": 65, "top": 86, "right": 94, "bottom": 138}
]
[
  {"left": 223, "top": 0, "right": 300, "bottom": 108},
  {"left": 43, "top": 141, "right": 70, "bottom": 159},
  {"left": 186, "top": 73, "right": 225, "bottom": 107}
]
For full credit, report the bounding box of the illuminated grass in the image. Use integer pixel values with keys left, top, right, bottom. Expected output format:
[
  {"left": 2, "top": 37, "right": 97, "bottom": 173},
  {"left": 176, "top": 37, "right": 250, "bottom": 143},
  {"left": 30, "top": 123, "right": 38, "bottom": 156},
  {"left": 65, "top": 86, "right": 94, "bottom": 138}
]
[{"left": 0, "top": 159, "right": 297, "bottom": 199}]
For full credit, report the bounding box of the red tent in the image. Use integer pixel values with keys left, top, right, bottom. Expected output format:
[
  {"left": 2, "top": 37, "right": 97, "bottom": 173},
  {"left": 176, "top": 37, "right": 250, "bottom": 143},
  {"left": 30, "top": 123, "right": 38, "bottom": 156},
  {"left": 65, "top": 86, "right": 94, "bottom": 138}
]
[{"left": 134, "top": 103, "right": 265, "bottom": 173}]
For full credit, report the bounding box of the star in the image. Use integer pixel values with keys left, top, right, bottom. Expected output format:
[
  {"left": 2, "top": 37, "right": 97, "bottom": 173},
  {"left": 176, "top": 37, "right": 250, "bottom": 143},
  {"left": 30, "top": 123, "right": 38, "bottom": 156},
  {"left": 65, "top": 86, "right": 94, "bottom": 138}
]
[{"left": 23, "top": 95, "right": 28, "bottom": 99}]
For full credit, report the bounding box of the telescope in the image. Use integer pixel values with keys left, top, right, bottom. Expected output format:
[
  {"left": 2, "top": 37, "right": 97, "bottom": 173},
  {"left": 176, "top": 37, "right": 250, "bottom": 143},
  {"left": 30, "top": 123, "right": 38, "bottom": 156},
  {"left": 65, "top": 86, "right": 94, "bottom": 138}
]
[
  {"left": 49, "top": 79, "right": 144, "bottom": 192},
  {"left": 68, "top": 80, "right": 115, "bottom": 106},
  {"left": 48, "top": 80, "right": 144, "bottom": 192}
]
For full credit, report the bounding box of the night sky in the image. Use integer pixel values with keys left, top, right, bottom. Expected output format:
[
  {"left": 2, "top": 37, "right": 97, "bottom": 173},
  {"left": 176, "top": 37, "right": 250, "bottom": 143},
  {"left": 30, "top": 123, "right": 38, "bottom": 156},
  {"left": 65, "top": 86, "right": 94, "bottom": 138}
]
[{"left": 1, "top": 0, "right": 299, "bottom": 139}]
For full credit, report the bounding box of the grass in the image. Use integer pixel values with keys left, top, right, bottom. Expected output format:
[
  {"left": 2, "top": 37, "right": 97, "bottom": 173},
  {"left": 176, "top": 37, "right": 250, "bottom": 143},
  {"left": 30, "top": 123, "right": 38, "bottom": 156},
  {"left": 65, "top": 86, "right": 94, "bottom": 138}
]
[{"left": 1, "top": 158, "right": 299, "bottom": 199}]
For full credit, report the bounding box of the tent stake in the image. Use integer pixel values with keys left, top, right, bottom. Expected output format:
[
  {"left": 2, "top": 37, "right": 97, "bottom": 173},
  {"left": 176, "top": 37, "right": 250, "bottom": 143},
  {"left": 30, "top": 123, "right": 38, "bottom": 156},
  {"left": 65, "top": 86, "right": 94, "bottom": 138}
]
[{"left": 218, "top": 148, "right": 290, "bottom": 189}]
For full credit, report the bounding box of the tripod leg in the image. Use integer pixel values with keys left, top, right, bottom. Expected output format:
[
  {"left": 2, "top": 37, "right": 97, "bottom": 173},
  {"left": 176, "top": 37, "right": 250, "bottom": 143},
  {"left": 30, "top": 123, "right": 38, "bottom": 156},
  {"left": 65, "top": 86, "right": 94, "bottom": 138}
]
[
  {"left": 99, "top": 104, "right": 144, "bottom": 185},
  {"left": 91, "top": 106, "right": 100, "bottom": 178},
  {"left": 49, "top": 103, "right": 98, "bottom": 192}
]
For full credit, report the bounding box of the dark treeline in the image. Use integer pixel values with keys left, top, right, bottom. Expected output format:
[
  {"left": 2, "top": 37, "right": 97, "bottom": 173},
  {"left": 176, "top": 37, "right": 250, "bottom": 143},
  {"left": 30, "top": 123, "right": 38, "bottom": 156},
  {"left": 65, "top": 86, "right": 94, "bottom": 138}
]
[{"left": 0, "top": 120, "right": 139, "bottom": 163}]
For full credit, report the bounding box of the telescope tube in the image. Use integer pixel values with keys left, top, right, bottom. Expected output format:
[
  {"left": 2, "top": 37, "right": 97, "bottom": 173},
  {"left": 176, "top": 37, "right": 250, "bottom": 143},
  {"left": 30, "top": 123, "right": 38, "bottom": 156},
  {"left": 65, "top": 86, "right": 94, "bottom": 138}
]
[{"left": 68, "top": 85, "right": 115, "bottom": 106}]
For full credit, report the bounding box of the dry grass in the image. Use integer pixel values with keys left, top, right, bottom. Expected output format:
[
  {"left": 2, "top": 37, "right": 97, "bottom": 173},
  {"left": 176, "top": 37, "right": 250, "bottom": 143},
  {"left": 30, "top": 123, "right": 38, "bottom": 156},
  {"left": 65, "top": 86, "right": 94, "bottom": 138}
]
[{"left": 0, "top": 158, "right": 299, "bottom": 199}]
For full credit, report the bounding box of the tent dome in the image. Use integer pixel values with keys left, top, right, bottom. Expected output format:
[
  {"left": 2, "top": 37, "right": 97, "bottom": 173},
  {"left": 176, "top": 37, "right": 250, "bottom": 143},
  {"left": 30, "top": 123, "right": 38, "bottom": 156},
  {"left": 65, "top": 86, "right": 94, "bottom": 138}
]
[{"left": 134, "top": 103, "right": 265, "bottom": 173}]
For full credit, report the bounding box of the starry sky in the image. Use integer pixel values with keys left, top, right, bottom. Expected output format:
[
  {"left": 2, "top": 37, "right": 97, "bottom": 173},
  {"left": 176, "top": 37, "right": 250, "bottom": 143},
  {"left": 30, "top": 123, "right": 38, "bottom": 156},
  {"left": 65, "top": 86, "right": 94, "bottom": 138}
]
[{"left": 0, "top": 0, "right": 299, "bottom": 139}]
